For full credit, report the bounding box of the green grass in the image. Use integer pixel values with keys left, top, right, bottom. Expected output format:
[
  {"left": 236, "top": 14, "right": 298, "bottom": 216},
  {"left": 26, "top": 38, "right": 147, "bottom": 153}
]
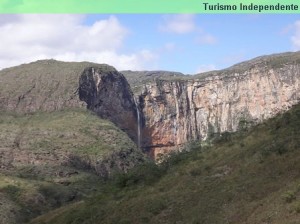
[
  {"left": 0, "top": 108, "right": 146, "bottom": 223},
  {"left": 0, "top": 108, "right": 137, "bottom": 155},
  {"left": 31, "top": 103, "right": 300, "bottom": 224}
]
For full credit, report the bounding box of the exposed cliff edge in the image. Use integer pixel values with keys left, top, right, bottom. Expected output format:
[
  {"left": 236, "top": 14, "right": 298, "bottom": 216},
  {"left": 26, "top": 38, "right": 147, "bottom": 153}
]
[
  {"left": 1, "top": 52, "right": 300, "bottom": 159},
  {"left": 78, "top": 67, "right": 140, "bottom": 143},
  {"left": 132, "top": 52, "right": 300, "bottom": 157}
]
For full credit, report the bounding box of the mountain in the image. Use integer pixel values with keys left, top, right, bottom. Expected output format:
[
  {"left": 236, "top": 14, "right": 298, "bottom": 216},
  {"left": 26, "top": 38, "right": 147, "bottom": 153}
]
[
  {"left": 0, "top": 51, "right": 300, "bottom": 223},
  {"left": 1, "top": 52, "right": 300, "bottom": 159},
  {"left": 0, "top": 61, "right": 147, "bottom": 224},
  {"left": 125, "top": 51, "right": 300, "bottom": 158},
  {"left": 0, "top": 60, "right": 113, "bottom": 113}
]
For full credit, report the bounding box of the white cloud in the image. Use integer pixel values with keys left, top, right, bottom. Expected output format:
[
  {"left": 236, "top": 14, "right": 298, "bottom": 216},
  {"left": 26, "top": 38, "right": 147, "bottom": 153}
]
[
  {"left": 164, "top": 42, "right": 176, "bottom": 51},
  {"left": 159, "top": 14, "right": 195, "bottom": 34},
  {"left": 291, "top": 20, "right": 300, "bottom": 50},
  {"left": 196, "top": 64, "right": 216, "bottom": 73},
  {"left": 0, "top": 14, "right": 156, "bottom": 70},
  {"left": 196, "top": 33, "right": 217, "bottom": 45},
  {"left": 280, "top": 24, "right": 293, "bottom": 35}
]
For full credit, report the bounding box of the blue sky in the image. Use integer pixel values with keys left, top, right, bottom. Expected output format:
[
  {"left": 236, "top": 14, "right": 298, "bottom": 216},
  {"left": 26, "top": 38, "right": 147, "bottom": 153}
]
[{"left": 0, "top": 14, "right": 299, "bottom": 74}]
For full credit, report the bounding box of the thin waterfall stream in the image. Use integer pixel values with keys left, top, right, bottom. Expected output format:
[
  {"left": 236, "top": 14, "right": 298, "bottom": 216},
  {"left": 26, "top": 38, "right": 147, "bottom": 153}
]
[{"left": 134, "top": 98, "right": 141, "bottom": 149}]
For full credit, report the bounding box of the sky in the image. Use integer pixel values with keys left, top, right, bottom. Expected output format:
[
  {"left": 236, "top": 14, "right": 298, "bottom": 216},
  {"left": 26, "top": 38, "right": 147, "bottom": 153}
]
[{"left": 0, "top": 14, "right": 299, "bottom": 74}]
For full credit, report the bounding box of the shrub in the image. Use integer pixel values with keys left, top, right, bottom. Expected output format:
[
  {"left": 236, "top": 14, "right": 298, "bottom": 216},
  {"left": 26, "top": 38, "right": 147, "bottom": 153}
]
[
  {"left": 214, "top": 131, "right": 232, "bottom": 144},
  {"left": 3, "top": 185, "right": 21, "bottom": 201},
  {"left": 146, "top": 198, "right": 167, "bottom": 215},
  {"left": 282, "top": 191, "right": 296, "bottom": 203},
  {"left": 293, "top": 201, "right": 300, "bottom": 213},
  {"left": 113, "top": 162, "right": 165, "bottom": 188},
  {"left": 38, "top": 184, "right": 77, "bottom": 207},
  {"left": 189, "top": 168, "right": 202, "bottom": 177}
]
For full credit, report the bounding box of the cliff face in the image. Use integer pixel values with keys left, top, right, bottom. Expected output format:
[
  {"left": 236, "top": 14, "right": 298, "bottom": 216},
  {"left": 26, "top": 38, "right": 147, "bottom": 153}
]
[
  {"left": 138, "top": 64, "right": 300, "bottom": 158},
  {"left": 1, "top": 54, "right": 300, "bottom": 160},
  {"left": 79, "top": 67, "right": 140, "bottom": 143}
]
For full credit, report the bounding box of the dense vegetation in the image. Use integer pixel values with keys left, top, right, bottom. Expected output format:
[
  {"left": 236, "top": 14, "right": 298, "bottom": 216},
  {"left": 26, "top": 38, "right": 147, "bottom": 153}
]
[{"left": 31, "top": 103, "right": 300, "bottom": 224}]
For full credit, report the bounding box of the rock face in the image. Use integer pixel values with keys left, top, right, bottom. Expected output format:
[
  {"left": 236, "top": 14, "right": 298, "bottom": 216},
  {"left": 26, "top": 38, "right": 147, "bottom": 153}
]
[
  {"left": 79, "top": 67, "right": 140, "bottom": 143},
  {"left": 137, "top": 63, "right": 300, "bottom": 158},
  {"left": 1, "top": 54, "right": 300, "bottom": 160}
]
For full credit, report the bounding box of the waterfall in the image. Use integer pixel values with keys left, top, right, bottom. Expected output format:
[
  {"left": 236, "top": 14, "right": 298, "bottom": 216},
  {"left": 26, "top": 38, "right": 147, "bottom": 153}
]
[{"left": 134, "top": 98, "right": 141, "bottom": 149}]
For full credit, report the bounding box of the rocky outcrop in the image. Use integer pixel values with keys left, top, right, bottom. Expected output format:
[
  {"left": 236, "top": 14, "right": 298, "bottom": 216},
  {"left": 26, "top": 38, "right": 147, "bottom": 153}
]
[
  {"left": 137, "top": 63, "right": 300, "bottom": 158},
  {"left": 79, "top": 67, "right": 140, "bottom": 143}
]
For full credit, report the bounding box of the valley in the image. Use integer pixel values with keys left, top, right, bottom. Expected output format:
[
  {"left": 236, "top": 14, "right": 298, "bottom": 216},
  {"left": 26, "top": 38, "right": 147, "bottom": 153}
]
[{"left": 0, "top": 51, "right": 299, "bottom": 223}]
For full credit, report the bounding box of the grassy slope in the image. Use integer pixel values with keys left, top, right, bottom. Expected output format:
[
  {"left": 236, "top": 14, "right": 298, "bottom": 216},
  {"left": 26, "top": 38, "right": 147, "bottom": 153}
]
[
  {"left": 31, "top": 103, "right": 300, "bottom": 224},
  {"left": 0, "top": 60, "right": 147, "bottom": 223},
  {"left": 0, "top": 109, "right": 144, "bottom": 224}
]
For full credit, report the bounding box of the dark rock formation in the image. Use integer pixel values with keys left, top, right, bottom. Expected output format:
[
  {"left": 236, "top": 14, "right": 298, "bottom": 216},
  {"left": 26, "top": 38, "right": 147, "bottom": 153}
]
[{"left": 79, "top": 67, "right": 140, "bottom": 144}]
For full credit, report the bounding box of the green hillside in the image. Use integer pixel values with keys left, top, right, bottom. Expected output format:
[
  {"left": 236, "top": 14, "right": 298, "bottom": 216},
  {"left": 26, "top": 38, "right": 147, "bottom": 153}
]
[
  {"left": 0, "top": 59, "right": 148, "bottom": 224},
  {"left": 31, "top": 103, "right": 300, "bottom": 224},
  {"left": 0, "top": 109, "right": 146, "bottom": 224}
]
